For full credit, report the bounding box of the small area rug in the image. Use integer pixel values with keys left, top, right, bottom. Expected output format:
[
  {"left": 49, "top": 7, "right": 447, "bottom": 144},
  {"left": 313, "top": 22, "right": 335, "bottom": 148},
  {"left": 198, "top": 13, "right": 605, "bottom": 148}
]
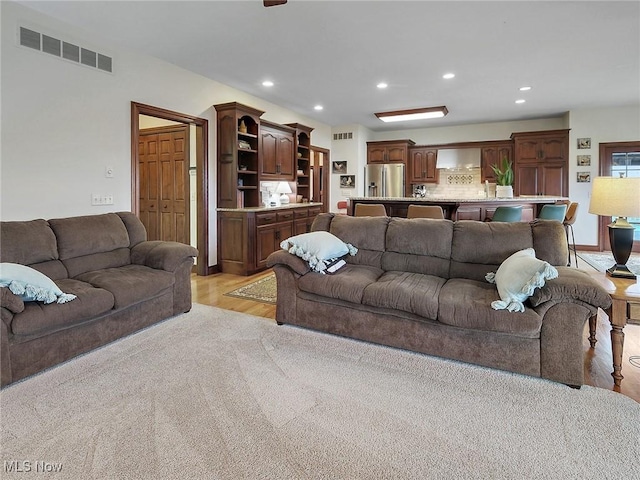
[
  {"left": 578, "top": 251, "right": 640, "bottom": 275},
  {"left": 1, "top": 304, "right": 639, "bottom": 479},
  {"left": 224, "top": 273, "right": 276, "bottom": 304}
]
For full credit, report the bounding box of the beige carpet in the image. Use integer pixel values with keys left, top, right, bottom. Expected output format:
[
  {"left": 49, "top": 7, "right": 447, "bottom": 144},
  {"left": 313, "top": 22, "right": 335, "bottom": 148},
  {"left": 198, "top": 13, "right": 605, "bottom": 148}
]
[
  {"left": 225, "top": 274, "right": 276, "bottom": 304},
  {"left": 1, "top": 304, "right": 639, "bottom": 479}
]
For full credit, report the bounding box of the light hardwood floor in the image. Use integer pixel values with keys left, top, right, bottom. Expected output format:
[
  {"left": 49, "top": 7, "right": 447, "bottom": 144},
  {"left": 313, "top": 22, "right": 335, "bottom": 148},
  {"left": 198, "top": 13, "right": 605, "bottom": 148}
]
[{"left": 191, "top": 255, "right": 640, "bottom": 403}]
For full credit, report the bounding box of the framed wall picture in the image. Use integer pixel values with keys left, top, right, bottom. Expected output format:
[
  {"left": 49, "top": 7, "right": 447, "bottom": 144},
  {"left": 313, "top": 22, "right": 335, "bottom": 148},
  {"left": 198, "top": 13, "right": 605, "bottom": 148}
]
[
  {"left": 332, "top": 161, "right": 347, "bottom": 174},
  {"left": 577, "top": 172, "right": 591, "bottom": 183},
  {"left": 577, "top": 137, "right": 591, "bottom": 149},
  {"left": 577, "top": 155, "right": 591, "bottom": 166},
  {"left": 340, "top": 175, "right": 355, "bottom": 188}
]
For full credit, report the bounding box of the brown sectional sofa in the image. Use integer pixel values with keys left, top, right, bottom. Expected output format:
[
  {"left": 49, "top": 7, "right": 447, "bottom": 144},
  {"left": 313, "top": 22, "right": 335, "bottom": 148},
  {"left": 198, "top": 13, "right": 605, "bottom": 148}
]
[
  {"left": 267, "top": 214, "right": 612, "bottom": 386},
  {"left": 1, "top": 212, "right": 198, "bottom": 386}
]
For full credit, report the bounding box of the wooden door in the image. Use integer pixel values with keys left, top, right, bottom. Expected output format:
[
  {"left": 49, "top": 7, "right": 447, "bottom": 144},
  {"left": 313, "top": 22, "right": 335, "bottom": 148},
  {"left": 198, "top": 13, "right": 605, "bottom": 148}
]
[
  {"left": 540, "top": 163, "right": 566, "bottom": 197},
  {"left": 515, "top": 164, "right": 539, "bottom": 196},
  {"left": 139, "top": 125, "right": 190, "bottom": 243},
  {"left": 310, "top": 145, "right": 330, "bottom": 212}
]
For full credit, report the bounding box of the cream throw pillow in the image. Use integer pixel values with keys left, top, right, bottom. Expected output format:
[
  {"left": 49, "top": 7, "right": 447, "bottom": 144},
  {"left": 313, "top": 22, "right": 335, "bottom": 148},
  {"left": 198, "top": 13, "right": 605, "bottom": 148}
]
[
  {"left": 281, "top": 231, "right": 357, "bottom": 273},
  {"left": 485, "top": 248, "right": 558, "bottom": 313},
  {"left": 0, "top": 263, "right": 76, "bottom": 304}
]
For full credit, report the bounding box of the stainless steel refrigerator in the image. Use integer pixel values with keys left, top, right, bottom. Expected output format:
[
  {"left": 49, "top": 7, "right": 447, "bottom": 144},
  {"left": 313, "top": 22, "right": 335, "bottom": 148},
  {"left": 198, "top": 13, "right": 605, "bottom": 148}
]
[{"left": 364, "top": 163, "right": 405, "bottom": 197}]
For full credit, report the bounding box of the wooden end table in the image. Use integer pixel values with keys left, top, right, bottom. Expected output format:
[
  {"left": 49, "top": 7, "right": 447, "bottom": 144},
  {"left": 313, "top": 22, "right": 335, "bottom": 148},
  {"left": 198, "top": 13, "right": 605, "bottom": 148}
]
[{"left": 588, "top": 271, "right": 640, "bottom": 386}]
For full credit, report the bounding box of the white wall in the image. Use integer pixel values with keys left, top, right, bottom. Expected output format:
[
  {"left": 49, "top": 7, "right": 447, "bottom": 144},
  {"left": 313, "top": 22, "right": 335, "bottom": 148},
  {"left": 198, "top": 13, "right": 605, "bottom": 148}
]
[
  {"left": 0, "top": 1, "right": 331, "bottom": 266},
  {"left": 328, "top": 124, "right": 371, "bottom": 211},
  {"left": 567, "top": 106, "right": 640, "bottom": 247}
]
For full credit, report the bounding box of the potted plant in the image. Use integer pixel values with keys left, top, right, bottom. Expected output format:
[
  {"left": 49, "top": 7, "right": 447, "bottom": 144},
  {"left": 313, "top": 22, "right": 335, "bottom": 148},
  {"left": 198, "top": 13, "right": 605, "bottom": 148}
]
[{"left": 491, "top": 157, "right": 514, "bottom": 198}]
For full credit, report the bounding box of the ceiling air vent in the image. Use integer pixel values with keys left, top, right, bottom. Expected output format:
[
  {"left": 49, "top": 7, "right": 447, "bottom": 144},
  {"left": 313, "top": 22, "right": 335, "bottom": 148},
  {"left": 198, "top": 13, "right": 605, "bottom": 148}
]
[{"left": 18, "top": 25, "right": 113, "bottom": 73}]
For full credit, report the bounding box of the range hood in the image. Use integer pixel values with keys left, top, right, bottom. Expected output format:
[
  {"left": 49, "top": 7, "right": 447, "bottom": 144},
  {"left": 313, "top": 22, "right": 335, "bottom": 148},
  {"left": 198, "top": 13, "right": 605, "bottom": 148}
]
[{"left": 436, "top": 148, "right": 481, "bottom": 170}]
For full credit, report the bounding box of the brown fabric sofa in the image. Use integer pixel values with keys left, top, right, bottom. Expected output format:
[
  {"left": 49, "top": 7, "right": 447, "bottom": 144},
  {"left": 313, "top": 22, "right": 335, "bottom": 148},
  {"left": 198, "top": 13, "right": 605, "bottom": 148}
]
[
  {"left": 1, "top": 212, "right": 198, "bottom": 386},
  {"left": 267, "top": 214, "right": 612, "bottom": 386}
]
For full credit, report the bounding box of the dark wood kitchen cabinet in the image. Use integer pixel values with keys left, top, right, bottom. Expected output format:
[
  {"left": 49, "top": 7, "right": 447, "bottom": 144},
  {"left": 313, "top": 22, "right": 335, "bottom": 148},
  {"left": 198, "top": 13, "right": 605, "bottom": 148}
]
[
  {"left": 259, "top": 121, "right": 295, "bottom": 180},
  {"left": 512, "top": 129, "right": 569, "bottom": 196},
  {"left": 367, "top": 140, "right": 415, "bottom": 164},
  {"left": 408, "top": 148, "right": 438, "bottom": 184},
  {"left": 481, "top": 142, "right": 513, "bottom": 183},
  {"left": 255, "top": 210, "right": 294, "bottom": 270}
]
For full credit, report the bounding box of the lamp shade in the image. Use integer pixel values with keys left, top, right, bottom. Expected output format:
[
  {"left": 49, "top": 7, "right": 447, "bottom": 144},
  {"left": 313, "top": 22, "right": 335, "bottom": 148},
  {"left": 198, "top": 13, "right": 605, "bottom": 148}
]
[
  {"left": 275, "top": 182, "right": 292, "bottom": 195},
  {"left": 589, "top": 177, "right": 640, "bottom": 218}
]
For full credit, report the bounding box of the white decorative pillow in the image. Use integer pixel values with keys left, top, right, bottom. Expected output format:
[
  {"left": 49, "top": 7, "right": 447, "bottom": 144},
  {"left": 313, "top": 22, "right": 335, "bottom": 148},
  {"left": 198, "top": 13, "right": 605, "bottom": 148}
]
[
  {"left": 0, "top": 263, "right": 76, "bottom": 304},
  {"left": 280, "top": 231, "right": 358, "bottom": 273},
  {"left": 485, "top": 248, "right": 558, "bottom": 313}
]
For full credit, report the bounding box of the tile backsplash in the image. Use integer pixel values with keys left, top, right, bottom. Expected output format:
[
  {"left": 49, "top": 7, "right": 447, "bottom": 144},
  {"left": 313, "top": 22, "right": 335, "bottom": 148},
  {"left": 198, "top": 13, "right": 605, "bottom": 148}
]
[{"left": 414, "top": 169, "right": 495, "bottom": 198}]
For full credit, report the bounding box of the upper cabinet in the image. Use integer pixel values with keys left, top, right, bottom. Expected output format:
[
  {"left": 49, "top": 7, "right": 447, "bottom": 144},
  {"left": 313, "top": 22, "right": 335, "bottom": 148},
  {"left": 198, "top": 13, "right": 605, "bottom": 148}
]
[
  {"left": 214, "top": 102, "right": 264, "bottom": 209},
  {"left": 512, "top": 129, "right": 569, "bottom": 163},
  {"left": 408, "top": 148, "right": 438, "bottom": 184},
  {"left": 286, "top": 123, "right": 314, "bottom": 203},
  {"left": 481, "top": 142, "right": 514, "bottom": 183},
  {"left": 259, "top": 121, "right": 295, "bottom": 180},
  {"left": 367, "top": 140, "right": 415, "bottom": 163}
]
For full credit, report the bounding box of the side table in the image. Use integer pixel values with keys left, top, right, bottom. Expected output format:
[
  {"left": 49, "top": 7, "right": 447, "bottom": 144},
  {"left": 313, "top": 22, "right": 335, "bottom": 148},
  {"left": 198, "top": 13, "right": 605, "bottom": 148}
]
[{"left": 588, "top": 271, "right": 640, "bottom": 386}]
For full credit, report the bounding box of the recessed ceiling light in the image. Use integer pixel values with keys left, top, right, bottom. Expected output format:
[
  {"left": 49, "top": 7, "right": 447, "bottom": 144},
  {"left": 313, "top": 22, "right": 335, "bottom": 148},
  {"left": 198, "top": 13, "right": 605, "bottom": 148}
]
[
  {"left": 519, "top": 86, "right": 532, "bottom": 91},
  {"left": 314, "top": 105, "right": 323, "bottom": 111},
  {"left": 377, "top": 82, "right": 388, "bottom": 89},
  {"left": 375, "top": 106, "right": 448, "bottom": 123},
  {"left": 262, "top": 80, "right": 274, "bottom": 87},
  {"left": 442, "top": 73, "right": 455, "bottom": 79},
  {"left": 515, "top": 99, "right": 526, "bottom": 104}
]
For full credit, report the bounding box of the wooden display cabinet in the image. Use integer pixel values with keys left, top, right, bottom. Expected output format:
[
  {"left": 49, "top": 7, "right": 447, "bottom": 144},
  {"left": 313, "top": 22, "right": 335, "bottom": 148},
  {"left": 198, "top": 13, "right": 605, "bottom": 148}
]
[
  {"left": 286, "top": 123, "right": 314, "bottom": 203},
  {"left": 214, "top": 102, "right": 264, "bottom": 208},
  {"left": 408, "top": 147, "right": 438, "bottom": 186}
]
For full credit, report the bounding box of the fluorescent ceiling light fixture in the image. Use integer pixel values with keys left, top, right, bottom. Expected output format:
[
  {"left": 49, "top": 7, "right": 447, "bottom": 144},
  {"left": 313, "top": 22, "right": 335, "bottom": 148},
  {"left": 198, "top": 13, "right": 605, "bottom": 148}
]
[
  {"left": 519, "top": 86, "right": 532, "bottom": 91},
  {"left": 377, "top": 82, "right": 388, "bottom": 89},
  {"left": 314, "top": 105, "right": 323, "bottom": 111},
  {"left": 442, "top": 73, "right": 455, "bottom": 79},
  {"left": 262, "top": 80, "right": 274, "bottom": 87},
  {"left": 375, "top": 106, "right": 448, "bottom": 123},
  {"left": 515, "top": 99, "right": 526, "bottom": 104}
]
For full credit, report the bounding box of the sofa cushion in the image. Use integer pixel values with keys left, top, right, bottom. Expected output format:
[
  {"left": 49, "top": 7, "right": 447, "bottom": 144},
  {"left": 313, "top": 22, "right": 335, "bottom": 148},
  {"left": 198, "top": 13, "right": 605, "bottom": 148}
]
[
  {"left": 48, "top": 213, "right": 130, "bottom": 260},
  {"left": 298, "top": 264, "right": 383, "bottom": 304},
  {"left": 362, "top": 271, "right": 446, "bottom": 320},
  {"left": 329, "top": 216, "right": 389, "bottom": 269},
  {"left": 76, "top": 265, "right": 174, "bottom": 309},
  {"left": 382, "top": 218, "right": 453, "bottom": 277},
  {"left": 438, "top": 278, "right": 542, "bottom": 338},
  {"left": 0, "top": 219, "right": 59, "bottom": 266},
  {"left": 11, "top": 279, "right": 114, "bottom": 336},
  {"left": 449, "top": 221, "right": 534, "bottom": 281}
]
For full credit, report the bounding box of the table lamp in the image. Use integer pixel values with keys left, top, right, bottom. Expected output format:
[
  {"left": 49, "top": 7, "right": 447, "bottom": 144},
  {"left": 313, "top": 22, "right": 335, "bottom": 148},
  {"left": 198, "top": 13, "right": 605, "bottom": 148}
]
[
  {"left": 588, "top": 176, "right": 640, "bottom": 278},
  {"left": 275, "top": 181, "right": 292, "bottom": 205}
]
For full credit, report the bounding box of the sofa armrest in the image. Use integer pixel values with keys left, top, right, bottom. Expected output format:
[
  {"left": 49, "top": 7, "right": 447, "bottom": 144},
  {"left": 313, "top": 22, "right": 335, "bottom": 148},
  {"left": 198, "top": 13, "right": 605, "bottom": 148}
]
[
  {"left": 266, "top": 250, "right": 310, "bottom": 276},
  {"left": 529, "top": 267, "right": 612, "bottom": 310},
  {"left": 131, "top": 241, "right": 198, "bottom": 272},
  {"left": 1, "top": 287, "right": 24, "bottom": 315}
]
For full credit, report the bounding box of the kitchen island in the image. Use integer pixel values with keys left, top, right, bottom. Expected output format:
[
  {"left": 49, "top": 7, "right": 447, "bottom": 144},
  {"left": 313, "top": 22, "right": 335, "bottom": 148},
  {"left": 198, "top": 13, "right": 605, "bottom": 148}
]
[{"left": 346, "top": 196, "right": 567, "bottom": 221}]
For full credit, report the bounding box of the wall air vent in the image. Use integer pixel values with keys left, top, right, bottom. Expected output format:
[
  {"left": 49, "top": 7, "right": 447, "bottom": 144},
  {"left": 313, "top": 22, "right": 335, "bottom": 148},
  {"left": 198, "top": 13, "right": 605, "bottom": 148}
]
[
  {"left": 18, "top": 26, "right": 112, "bottom": 73},
  {"left": 333, "top": 132, "right": 353, "bottom": 141}
]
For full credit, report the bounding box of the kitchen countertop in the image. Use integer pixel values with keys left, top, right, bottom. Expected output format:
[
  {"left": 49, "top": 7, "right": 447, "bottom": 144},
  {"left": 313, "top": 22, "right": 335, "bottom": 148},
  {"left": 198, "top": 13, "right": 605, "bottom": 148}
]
[
  {"left": 348, "top": 196, "right": 566, "bottom": 203},
  {"left": 217, "top": 202, "right": 323, "bottom": 213}
]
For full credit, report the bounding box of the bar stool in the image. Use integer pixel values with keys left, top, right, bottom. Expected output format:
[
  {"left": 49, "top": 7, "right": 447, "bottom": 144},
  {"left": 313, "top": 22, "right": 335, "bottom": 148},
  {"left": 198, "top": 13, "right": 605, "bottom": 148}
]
[
  {"left": 563, "top": 202, "right": 579, "bottom": 267},
  {"left": 490, "top": 206, "right": 523, "bottom": 222},
  {"left": 407, "top": 205, "right": 445, "bottom": 219},
  {"left": 538, "top": 204, "right": 567, "bottom": 222},
  {"left": 354, "top": 203, "right": 387, "bottom": 217}
]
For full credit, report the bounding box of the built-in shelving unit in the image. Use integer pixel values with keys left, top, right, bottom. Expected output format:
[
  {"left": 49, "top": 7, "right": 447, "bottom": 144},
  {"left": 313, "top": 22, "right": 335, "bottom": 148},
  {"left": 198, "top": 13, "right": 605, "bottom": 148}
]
[{"left": 286, "top": 123, "right": 314, "bottom": 202}]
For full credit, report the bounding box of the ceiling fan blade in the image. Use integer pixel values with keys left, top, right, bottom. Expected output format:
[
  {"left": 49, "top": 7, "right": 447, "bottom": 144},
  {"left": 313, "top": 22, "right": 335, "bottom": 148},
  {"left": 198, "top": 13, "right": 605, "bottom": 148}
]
[{"left": 264, "top": 0, "right": 287, "bottom": 7}]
